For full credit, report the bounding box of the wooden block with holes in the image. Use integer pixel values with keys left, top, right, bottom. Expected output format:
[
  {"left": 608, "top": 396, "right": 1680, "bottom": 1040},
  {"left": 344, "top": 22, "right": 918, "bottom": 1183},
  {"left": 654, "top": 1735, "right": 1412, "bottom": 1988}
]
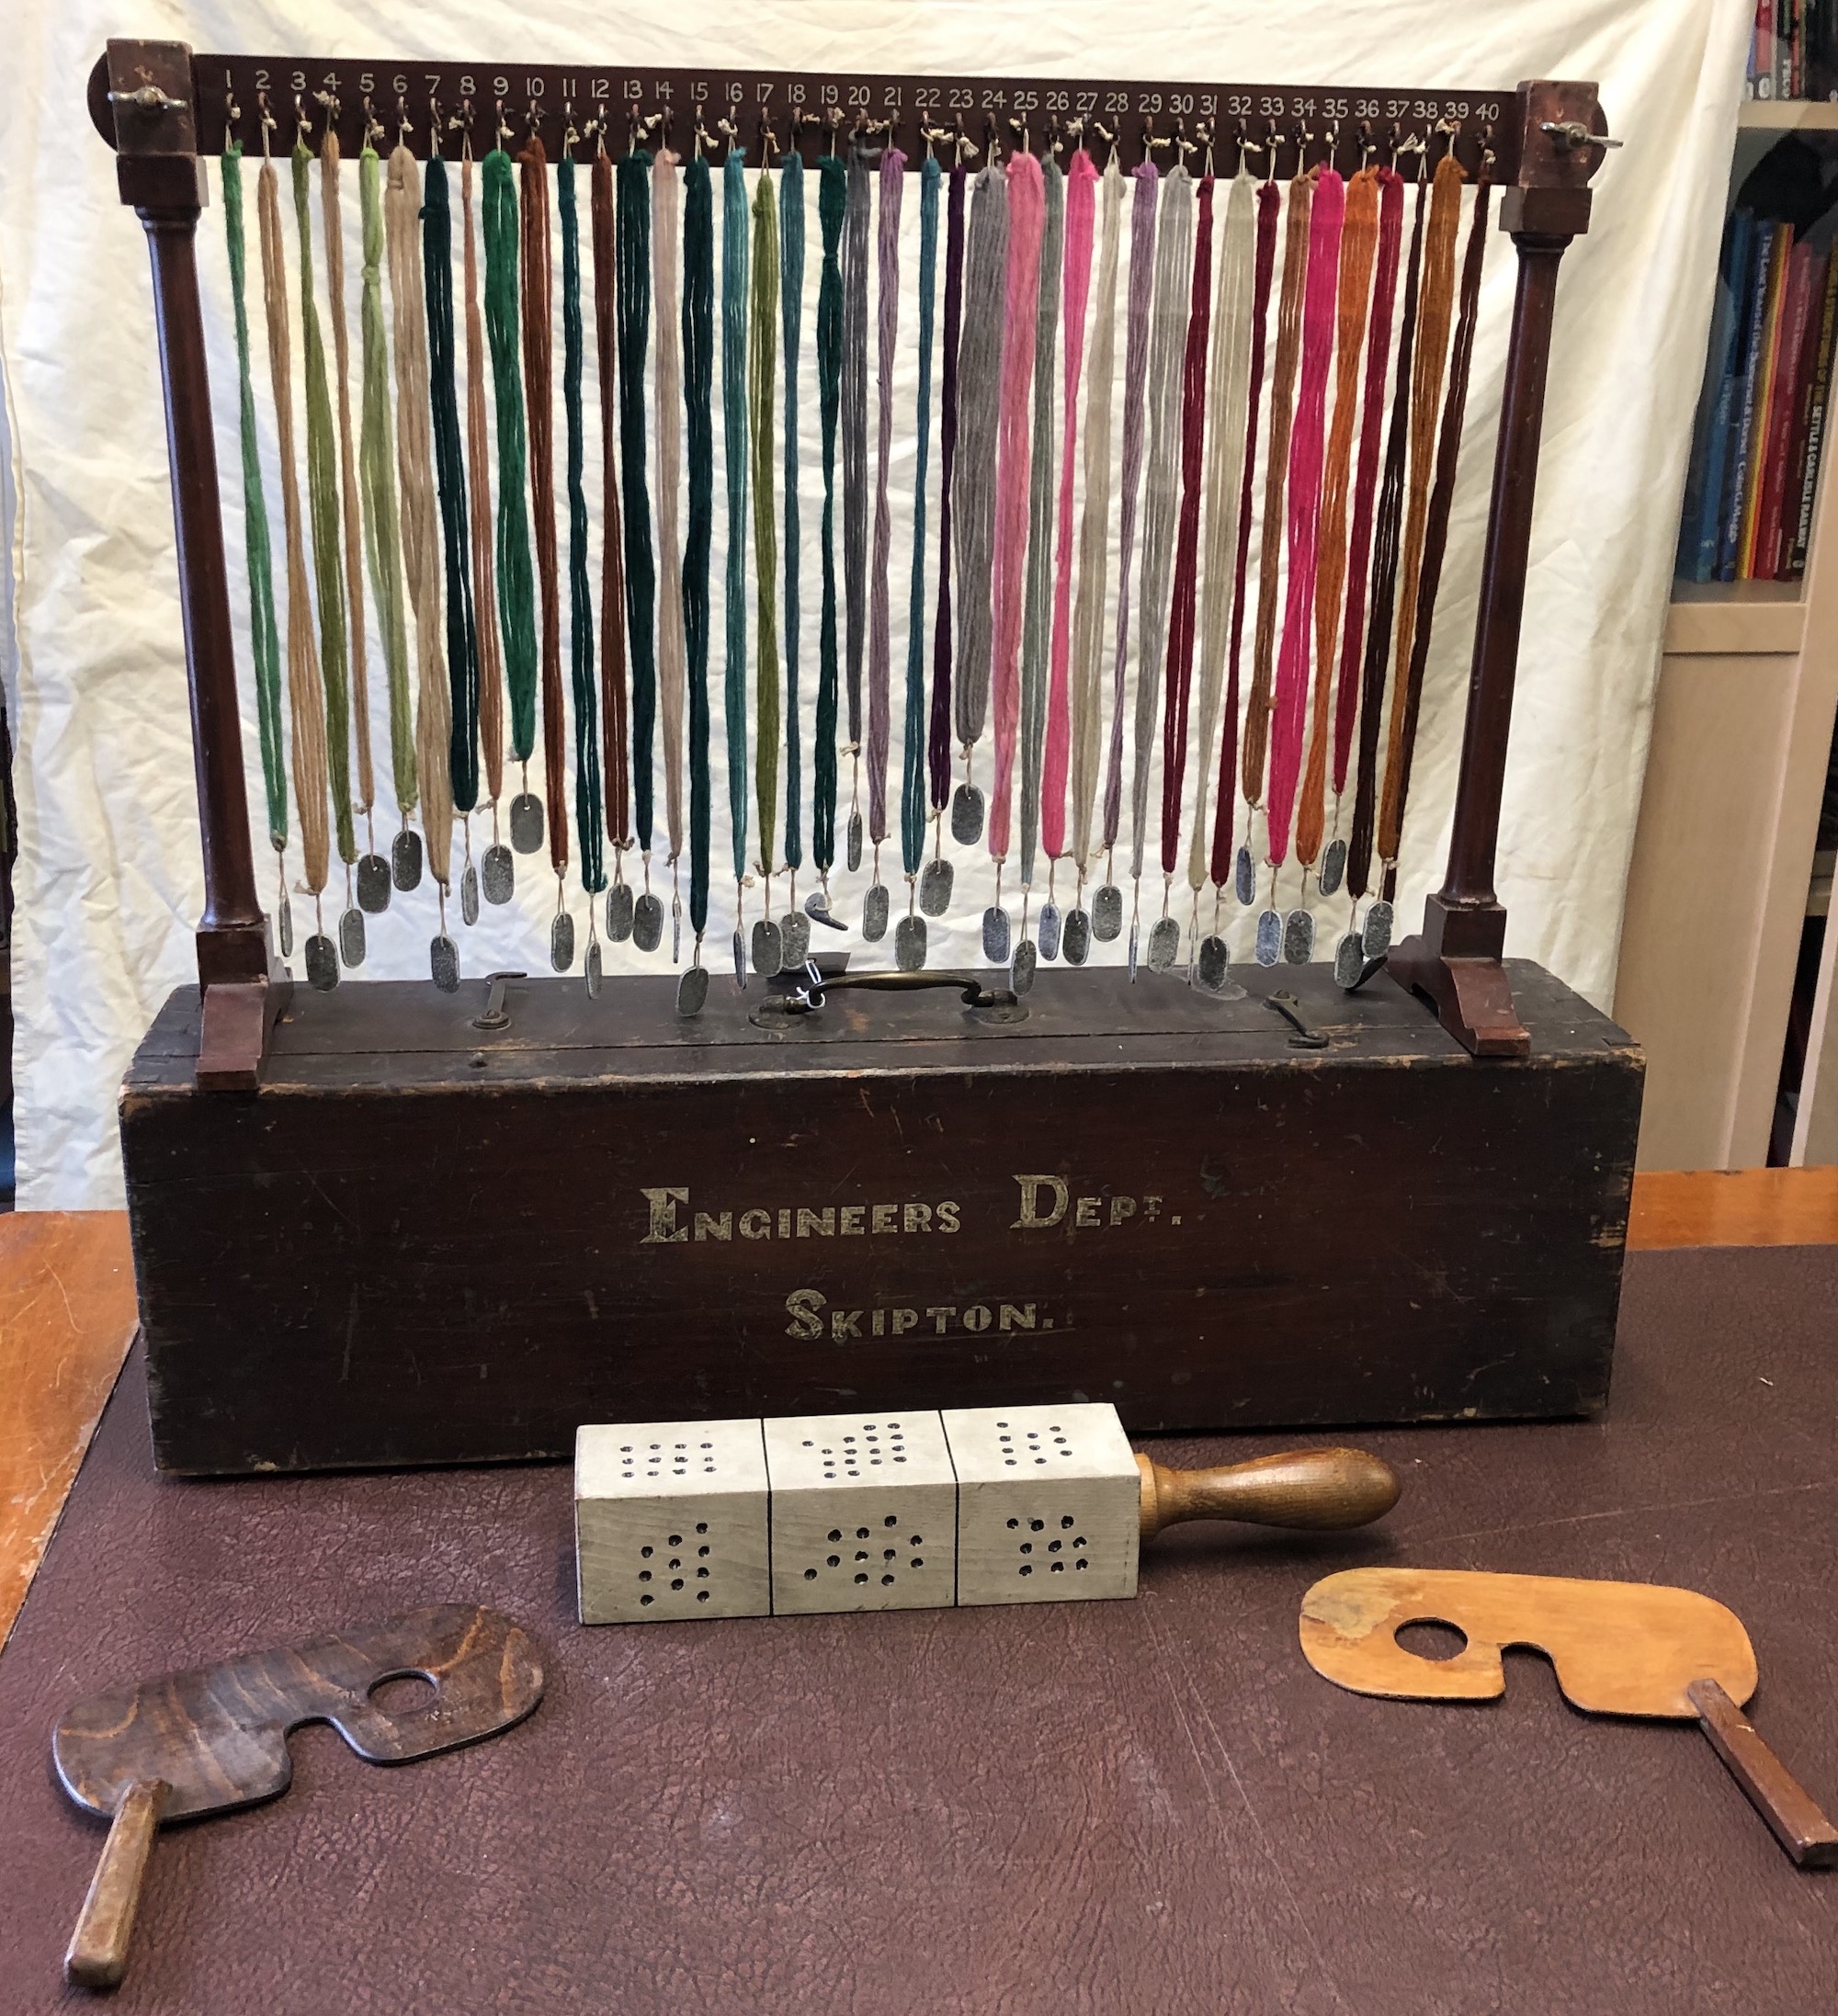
[
  {"left": 942, "top": 1404, "right": 1140, "bottom": 1606},
  {"left": 574, "top": 1420, "right": 770, "bottom": 1625},
  {"left": 762, "top": 1411, "right": 958, "bottom": 1615}
]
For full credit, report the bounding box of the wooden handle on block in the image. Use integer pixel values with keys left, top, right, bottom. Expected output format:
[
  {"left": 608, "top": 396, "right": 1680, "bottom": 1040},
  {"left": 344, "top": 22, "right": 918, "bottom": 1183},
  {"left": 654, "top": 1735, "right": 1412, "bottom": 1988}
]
[
  {"left": 1136, "top": 1447, "right": 1401, "bottom": 1540},
  {"left": 65, "top": 1777, "right": 168, "bottom": 1990}
]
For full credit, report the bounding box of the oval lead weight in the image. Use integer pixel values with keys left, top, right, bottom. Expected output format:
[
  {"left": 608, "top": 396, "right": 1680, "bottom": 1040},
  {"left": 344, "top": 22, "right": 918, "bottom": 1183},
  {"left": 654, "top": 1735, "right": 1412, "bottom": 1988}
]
[
  {"left": 1333, "top": 930, "right": 1367, "bottom": 990},
  {"left": 356, "top": 854, "right": 391, "bottom": 914},
  {"left": 919, "top": 858, "right": 954, "bottom": 916},
  {"left": 1318, "top": 838, "right": 1347, "bottom": 898},
  {"left": 1363, "top": 899, "right": 1394, "bottom": 958},
  {"left": 277, "top": 891, "right": 294, "bottom": 959},
  {"left": 482, "top": 843, "right": 516, "bottom": 906},
  {"left": 429, "top": 934, "right": 460, "bottom": 992},
  {"left": 1147, "top": 917, "right": 1181, "bottom": 973},
  {"left": 676, "top": 965, "right": 709, "bottom": 1017},
  {"left": 894, "top": 913, "right": 926, "bottom": 970},
  {"left": 1038, "top": 902, "right": 1061, "bottom": 962},
  {"left": 305, "top": 934, "right": 338, "bottom": 991},
  {"left": 584, "top": 939, "right": 603, "bottom": 998},
  {"left": 779, "top": 912, "right": 811, "bottom": 968},
  {"left": 338, "top": 906, "right": 367, "bottom": 968},
  {"left": 751, "top": 917, "right": 784, "bottom": 977},
  {"left": 1062, "top": 907, "right": 1091, "bottom": 966},
  {"left": 1195, "top": 934, "right": 1231, "bottom": 995},
  {"left": 1012, "top": 939, "right": 1038, "bottom": 995},
  {"left": 950, "top": 783, "right": 984, "bottom": 845},
  {"left": 1093, "top": 883, "right": 1123, "bottom": 942},
  {"left": 981, "top": 905, "right": 1012, "bottom": 964},
  {"left": 1254, "top": 909, "right": 1283, "bottom": 967},
  {"left": 391, "top": 827, "right": 424, "bottom": 892},
  {"left": 1283, "top": 909, "right": 1317, "bottom": 965},
  {"left": 632, "top": 893, "right": 664, "bottom": 953},
  {"left": 550, "top": 911, "right": 576, "bottom": 972},
  {"left": 508, "top": 792, "right": 544, "bottom": 855},
  {"left": 460, "top": 862, "right": 480, "bottom": 928},
  {"left": 1234, "top": 844, "right": 1256, "bottom": 907},
  {"left": 605, "top": 882, "right": 635, "bottom": 941},
  {"left": 846, "top": 811, "right": 865, "bottom": 874},
  {"left": 862, "top": 884, "right": 891, "bottom": 942}
]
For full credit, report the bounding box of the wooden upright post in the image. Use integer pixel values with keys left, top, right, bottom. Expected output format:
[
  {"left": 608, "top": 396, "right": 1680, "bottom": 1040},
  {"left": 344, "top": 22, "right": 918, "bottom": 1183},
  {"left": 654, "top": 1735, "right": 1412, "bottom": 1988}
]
[
  {"left": 1388, "top": 81, "right": 1608, "bottom": 1059},
  {"left": 104, "top": 40, "right": 287, "bottom": 1090}
]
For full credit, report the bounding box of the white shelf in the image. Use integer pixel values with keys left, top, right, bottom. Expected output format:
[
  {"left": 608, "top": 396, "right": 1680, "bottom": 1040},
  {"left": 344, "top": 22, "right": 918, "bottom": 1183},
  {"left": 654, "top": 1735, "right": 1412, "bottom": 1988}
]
[{"left": 1740, "top": 99, "right": 1838, "bottom": 130}]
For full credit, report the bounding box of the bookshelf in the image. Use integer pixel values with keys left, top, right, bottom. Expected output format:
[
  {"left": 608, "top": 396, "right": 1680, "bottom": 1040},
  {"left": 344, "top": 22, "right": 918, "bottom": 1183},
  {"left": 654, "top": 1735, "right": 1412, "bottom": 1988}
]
[{"left": 1615, "top": 106, "right": 1838, "bottom": 1171}]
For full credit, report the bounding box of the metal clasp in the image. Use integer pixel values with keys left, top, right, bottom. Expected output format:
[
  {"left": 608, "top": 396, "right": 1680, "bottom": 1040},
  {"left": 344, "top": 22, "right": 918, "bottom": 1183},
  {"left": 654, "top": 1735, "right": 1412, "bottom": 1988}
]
[{"left": 471, "top": 970, "right": 527, "bottom": 1032}]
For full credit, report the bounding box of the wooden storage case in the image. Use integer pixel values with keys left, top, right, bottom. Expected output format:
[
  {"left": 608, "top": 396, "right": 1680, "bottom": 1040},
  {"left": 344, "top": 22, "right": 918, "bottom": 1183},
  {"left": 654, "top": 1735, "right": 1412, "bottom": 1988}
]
[{"left": 119, "top": 960, "right": 1641, "bottom": 1475}]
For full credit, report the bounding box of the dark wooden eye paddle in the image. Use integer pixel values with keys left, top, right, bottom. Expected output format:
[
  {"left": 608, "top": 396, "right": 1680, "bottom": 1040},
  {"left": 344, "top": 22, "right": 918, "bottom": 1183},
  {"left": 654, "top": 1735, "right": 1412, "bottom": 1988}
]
[{"left": 53, "top": 1603, "right": 543, "bottom": 1990}]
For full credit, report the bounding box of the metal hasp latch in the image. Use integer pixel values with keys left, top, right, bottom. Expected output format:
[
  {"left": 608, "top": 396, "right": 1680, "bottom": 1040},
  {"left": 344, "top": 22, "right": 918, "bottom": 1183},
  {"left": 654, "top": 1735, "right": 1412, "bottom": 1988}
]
[{"left": 471, "top": 971, "right": 527, "bottom": 1032}]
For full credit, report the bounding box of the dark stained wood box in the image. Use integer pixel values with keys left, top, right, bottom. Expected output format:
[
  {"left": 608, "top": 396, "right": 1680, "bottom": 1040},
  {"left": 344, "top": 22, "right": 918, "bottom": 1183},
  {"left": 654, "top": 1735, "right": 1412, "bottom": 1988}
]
[{"left": 119, "top": 959, "right": 1641, "bottom": 1475}]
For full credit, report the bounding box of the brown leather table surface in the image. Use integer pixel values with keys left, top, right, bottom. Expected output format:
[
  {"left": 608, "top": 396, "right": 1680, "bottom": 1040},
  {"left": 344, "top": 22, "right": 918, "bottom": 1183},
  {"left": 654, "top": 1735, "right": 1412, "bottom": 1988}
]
[{"left": 2, "top": 1248, "right": 1836, "bottom": 2014}]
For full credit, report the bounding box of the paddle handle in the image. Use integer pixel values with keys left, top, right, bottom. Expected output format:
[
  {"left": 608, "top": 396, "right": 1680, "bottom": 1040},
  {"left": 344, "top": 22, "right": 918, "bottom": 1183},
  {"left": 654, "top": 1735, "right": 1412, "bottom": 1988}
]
[
  {"left": 65, "top": 1776, "right": 169, "bottom": 1989},
  {"left": 1689, "top": 1678, "right": 1838, "bottom": 1869},
  {"left": 1136, "top": 1447, "right": 1401, "bottom": 1540}
]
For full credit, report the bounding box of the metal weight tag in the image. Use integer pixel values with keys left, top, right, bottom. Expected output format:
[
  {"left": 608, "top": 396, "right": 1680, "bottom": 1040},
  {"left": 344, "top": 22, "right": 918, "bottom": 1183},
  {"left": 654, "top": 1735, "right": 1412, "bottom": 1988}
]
[
  {"left": 1037, "top": 902, "right": 1061, "bottom": 961},
  {"left": 605, "top": 882, "right": 635, "bottom": 942},
  {"left": 305, "top": 933, "right": 338, "bottom": 991},
  {"left": 779, "top": 912, "right": 811, "bottom": 968},
  {"left": 1362, "top": 899, "right": 1394, "bottom": 958},
  {"left": 731, "top": 928, "right": 747, "bottom": 988},
  {"left": 1333, "top": 930, "right": 1366, "bottom": 989},
  {"left": 1254, "top": 909, "right": 1282, "bottom": 967},
  {"left": 632, "top": 892, "right": 664, "bottom": 954},
  {"left": 508, "top": 792, "right": 545, "bottom": 855},
  {"left": 919, "top": 858, "right": 954, "bottom": 916},
  {"left": 391, "top": 827, "right": 425, "bottom": 892},
  {"left": 1283, "top": 909, "right": 1316, "bottom": 964},
  {"left": 751, "top": 917, "right": 784, "bottom": 978},
  {"left": 1092, "top": 883, "right": 1123, "bottom": 941},
  {"left": 805, "top": 890, "right": 847, "bottom": 933},
  {"left": 981, "top": 905, "right": 1012, "bottom": 963},
  {"left": 1011, "top": 938, "right": 1038, "bottom": 995},
  {"left": 550, "top": 911, "right": 577, "bottom": 973},
  {"left": 482, "top": 843, "right": 516, "bottom": 906},
  {"left": 862, "top": 884, "right": 890, "bottom": 942},
  {"left": 1061, "top": 908, "right": 1091, "bottom": 966},
  {"left": 584, "top": 938, "right": 603, "bottom": 998},
  {"left": 1146, "top": 916, "right": 1181, "bottom": 973},
  {"left": 846, "top": 811, "right": 865, "bottom": 874},
  {"left": 429, "top": 934, "right": 460, "bottom": 993},
  {"left": 1195, "top": 934, "right": 1231, "bottom": 995},
  {"left": 1234, "top": 844, "right": 1256, "bottom": 907},
  {"left": 277, "top": 891, "right": 294, "bottom": 958},
  {"left": 676, "top": 964, "right": 709, "bottom": 1017},
  {"left": 356, "top": 854, "right": 391, "bottom": 914},
  {"left": 1127, "top": 919, "right": 1139, "bottom": 981},
  {"left": 950, "top": 783, "right": 985, "bottom": 846},
  {"left": 338, "top": 906, "right": 367, "bottom": 969},
  {"left": 894, "top": 913, "right": 926, "bottom": 970},
  {"left": 1318, "top": 838, "right": 1347, "bottom": 898},
  {"left": 460, "top": 862, "right": 480, "bottom": 928}
]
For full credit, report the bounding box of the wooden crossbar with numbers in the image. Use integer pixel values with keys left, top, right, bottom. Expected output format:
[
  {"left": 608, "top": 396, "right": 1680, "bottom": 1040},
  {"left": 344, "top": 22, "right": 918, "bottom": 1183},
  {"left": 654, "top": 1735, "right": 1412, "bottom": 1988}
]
[{"left": 87, "top": 55, "right": 1525, "bottom": 180}]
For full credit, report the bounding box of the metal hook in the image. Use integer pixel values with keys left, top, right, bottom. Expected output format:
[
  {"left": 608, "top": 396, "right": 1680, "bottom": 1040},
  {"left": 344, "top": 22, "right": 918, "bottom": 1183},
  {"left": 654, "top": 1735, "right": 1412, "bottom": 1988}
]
[
  {"left": 294, "top": 90, "right": 312, "bottom": 151},
  {"left": 427, "top": 89, "right": 443, "bottom": 159},
  {"left": 759, "top": 108, "right": 780, "bottom": 162},
  {"left": 395, "top": 91, "right": 413, "bottom": 150},
  {"left": 223, "top": 68, "right": 241, "bottom": 139},
  {"left": 563, "top": 99, "right": 581, "bottom": 158},
  {"left": 256, "top": 87, "right": 277, "bottom": 158},
  {"left": 313, "top": 85, "right": 341, "bottom": 148}
]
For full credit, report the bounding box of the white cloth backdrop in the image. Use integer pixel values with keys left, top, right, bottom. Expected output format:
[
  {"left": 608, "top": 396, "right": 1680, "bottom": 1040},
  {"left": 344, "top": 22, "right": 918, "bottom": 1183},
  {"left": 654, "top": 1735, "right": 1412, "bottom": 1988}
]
[{"left": 0, "top": 0, "right": 1750, "bottom": 1207}]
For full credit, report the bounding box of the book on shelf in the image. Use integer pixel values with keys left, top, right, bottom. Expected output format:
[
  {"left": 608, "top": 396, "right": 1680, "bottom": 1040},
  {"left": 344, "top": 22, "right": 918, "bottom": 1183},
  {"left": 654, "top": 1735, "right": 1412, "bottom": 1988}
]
[
  {"left": 1747, "top": 0, "right": 1838, "bottom": 98},
  {"left": 1678, "top": 207, "right": 1838, "bottom": 586}
]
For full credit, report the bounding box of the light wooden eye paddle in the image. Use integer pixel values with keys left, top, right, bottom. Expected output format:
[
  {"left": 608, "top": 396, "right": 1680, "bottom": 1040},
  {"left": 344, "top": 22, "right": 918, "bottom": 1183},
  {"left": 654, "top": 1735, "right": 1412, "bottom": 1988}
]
[{"left": 1299, "top": 1568, "right": 1838, "bottom": 1868}]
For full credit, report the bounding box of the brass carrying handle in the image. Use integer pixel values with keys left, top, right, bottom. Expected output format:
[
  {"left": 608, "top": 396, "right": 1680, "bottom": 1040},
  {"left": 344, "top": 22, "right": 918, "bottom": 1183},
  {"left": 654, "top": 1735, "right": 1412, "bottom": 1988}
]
[
  {"left": 804, "top": 968, "right": 1014, "bottom": 1007},
  {"left": 1136, "top": 1447, "right": 1401, "bottom": 1540}
]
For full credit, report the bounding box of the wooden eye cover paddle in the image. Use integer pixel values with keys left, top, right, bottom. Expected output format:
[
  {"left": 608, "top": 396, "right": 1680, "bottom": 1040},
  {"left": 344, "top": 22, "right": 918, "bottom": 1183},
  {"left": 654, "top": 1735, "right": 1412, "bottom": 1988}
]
[
  {"left": 1299, "top": 1568, "right": 1756, "bottom": 1715},
  {"left": 1299, "top": 1568, "right": 1838, "bottom": 1869}
]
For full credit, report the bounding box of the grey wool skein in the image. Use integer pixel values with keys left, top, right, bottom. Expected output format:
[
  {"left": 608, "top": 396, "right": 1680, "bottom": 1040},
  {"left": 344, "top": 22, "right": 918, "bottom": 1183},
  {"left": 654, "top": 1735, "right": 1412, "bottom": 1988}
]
[{"left": 952, "top": 163, "right": 1009, "bottom": 753}]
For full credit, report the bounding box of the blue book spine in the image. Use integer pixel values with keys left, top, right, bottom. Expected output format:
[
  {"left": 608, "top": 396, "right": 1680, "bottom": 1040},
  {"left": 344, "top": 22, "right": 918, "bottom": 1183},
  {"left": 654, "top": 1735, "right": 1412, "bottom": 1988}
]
[{"left": 1689, "top": 211, "right": 1754, "bottom": 582}]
